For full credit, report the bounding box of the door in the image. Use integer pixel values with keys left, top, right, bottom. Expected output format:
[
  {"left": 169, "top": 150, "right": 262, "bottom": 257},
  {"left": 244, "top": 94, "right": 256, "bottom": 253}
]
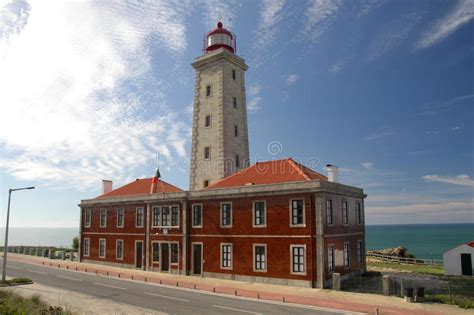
[
  {"left": 161, "top": 243, "right": 169, "bottom": 272},
  {"left": 135, "top": 241, "right": 143, "bottom": 269},
  {"left": 193, "top": 244, "right": 202, "bottom": 275},
  {"left": 461, "top": 253, "right": 472, "bottom": 276}
]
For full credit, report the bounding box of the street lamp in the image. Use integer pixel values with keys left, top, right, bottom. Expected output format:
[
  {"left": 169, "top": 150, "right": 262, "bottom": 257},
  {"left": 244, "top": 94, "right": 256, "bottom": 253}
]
[{"left": 2, "top": 186, "right": 35, "bottom": 282}]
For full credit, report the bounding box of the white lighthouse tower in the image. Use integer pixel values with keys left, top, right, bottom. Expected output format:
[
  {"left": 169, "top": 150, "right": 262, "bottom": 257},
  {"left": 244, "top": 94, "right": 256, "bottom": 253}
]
[{"left": 189, "top": 22, "right": 250, "bottom": 190}]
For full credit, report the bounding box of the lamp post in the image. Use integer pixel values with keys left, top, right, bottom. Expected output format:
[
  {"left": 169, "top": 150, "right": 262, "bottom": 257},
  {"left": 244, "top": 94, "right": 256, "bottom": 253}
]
[{"left": 2, "top": 186, "right": 35, "bottom": 282}]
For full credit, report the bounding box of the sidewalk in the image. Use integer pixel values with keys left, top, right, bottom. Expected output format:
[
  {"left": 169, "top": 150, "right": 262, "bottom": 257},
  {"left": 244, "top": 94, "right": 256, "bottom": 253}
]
[{"left": 6, "top": 253, "right": 468, "bottom": 315}]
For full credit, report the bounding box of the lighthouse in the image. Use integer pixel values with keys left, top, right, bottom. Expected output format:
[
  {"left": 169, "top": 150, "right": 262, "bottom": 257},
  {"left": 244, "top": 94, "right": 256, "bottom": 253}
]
[{"left": 189, "top": 22, "right": 250, "bottom": 190}]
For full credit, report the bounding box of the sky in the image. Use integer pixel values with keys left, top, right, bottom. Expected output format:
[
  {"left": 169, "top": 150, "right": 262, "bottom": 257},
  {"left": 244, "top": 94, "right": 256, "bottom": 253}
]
[{"left": 0, "top": 0, "right": 473, "bottom": 227}]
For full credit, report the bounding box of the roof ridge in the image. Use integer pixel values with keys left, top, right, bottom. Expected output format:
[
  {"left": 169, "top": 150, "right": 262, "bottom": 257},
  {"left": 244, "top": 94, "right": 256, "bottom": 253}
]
[
  {"left": 288, "top": 158, "right": 310, "bottom": 180},
  {"left": 206, "top": 163, "right": 254, "bottom": 189}
]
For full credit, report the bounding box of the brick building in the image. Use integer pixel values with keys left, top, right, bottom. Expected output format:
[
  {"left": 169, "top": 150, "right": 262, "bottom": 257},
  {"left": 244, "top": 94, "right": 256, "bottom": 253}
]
[{"left": 79, "top": 22, "right": 367, "bottom": 288}]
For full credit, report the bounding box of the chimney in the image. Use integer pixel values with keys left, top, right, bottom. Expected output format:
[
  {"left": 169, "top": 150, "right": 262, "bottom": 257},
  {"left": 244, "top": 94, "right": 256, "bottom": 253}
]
[
  {"left": 326, "top": 164, "right": 339, "bottom": 183},
  {"left": 102, "top": 180, "right": 113, "bottom": 194}
]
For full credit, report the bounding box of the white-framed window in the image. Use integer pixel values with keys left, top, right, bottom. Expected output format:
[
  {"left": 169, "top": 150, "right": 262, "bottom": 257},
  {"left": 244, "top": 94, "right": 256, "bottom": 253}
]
[
  {"left": 220, "top": 243, "right": 232, "bottom": 269},
  {"left": 290, "top": 199, "right": 305, "bottom": 227},
  {"left": 152, "top": 242, "right": 159, "bottom": 262},
  {"left": 326, "top": 199, "right": 333, "bottom": 225},
  {"left": 171, "top": 243, "right": 179, "bottom": 264},
  {"left": 204, "top": 146, "right": 210, "bottom": 159},
  {"left": 99, "top": 209, "right": 107, "bottom": 228},
  {"left": 192, "top": 204, "right": 202, "bottom": 228},
  {"left": 253, "top": 201, "right": 266, "bottom": 227},
  {"left": 291, "top": 245, "right": 306, "bottom": 275},
  {"left": 253, "top": 244, "right": 267, "bottom": 272},
  {"left": 99, "top": 239, "right": 106, "bottom": 258},
  {"left": 117, "top": 208, "right": 124, "bottom": 228},
  {"left": 342, "top": 201, "right": 348, "bottom": 225},
  {"left": 116, "top": 239, "right": 123, "bottom": 260},
  {"left": 152, "top": 207, "right": 160, "bottom": 227},
  {"left": 171, "top": 206, "right": 179, "bottom": 227},
  {"left": 356, "top": 202, "right": 363, "bottom": 224},
  {"left": 344, "top": 242, "right": 350, "bottom": 268},
  {"left": 136, "top": 207, "right": 144, "bottom": 227},
  {"left": 221, "top": 202, "right": 232, "bottom": 227},
  {"left": 162, "top": 206, "right": 170, "bottom": 226},
  {"left": 84, "top": 209, "right": 91, "bottom": 228},
  {"left": 357, "top": 240, "right": 364, "bottom": 264},
  {"left": 328, "top": 245, "right": 335, "bottom": 272},
  {"left": 83, "top": 238, "right": 90, "bottom": 257}
]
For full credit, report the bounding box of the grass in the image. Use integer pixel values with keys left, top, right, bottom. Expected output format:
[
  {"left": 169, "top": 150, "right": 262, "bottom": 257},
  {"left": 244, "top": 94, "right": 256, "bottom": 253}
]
[
  {"left": 0, "top": 289, "right": 72, "bottom": 314},
  {"left": 427, "top": 294, "right": 474, "bottom": 309},
  {"left": 367, "top": 260, "right": 444, "bottom": 276},
  {"left": 0, "top": 278, "right": 33, "bottom": 286}
]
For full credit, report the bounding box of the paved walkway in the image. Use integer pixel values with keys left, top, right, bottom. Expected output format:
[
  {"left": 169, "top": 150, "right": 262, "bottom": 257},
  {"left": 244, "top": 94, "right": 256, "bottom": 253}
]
[{"left": 6, "top": 253, "right": 468, "bottom": 315}]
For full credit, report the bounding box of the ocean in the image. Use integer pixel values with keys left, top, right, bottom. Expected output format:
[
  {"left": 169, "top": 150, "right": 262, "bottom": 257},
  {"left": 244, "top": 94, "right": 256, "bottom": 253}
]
[{"left": 0, "top": 224, "right": 472, "bottom": 260}]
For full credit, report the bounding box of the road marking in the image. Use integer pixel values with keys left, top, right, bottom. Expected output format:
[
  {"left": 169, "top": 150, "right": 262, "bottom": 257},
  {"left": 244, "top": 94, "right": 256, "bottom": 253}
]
[
  {"left": 144, "top": 292, "right": 190, "bottom": 302},
  {"left": 7, "top": 266, "right": 20, "bottom": 269},
  {"left": 57, "top": 275, "right": 82, "bottom": 282},
  {"left": 212, "top": 305, "right": 261, "bottom": 314},
  {"left": 94, "top": 282, "right": 127, "bottom": 290},
  {"left": 27, "top": 269, "right": 47, "bottom": 275}
]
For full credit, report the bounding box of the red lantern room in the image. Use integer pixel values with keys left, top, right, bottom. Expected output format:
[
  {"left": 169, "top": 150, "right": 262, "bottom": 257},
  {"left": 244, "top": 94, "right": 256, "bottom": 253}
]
[{"left": 204, "top": 22, "right": 236, "bottom": 54}]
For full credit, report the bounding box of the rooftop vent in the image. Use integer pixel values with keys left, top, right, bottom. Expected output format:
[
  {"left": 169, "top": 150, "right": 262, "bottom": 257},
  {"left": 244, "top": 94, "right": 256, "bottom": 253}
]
[{"left": 102, "top": 180, "right": 113, "bottom": 194}]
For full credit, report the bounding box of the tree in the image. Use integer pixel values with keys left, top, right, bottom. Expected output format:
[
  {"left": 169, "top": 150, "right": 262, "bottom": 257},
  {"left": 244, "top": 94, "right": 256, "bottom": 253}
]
[{"left": 72, "top": 237, "right": 79, "bottom": 250}]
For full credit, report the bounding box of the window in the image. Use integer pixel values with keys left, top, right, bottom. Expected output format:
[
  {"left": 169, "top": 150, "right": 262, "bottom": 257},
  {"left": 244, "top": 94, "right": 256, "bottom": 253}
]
[
  {"left": 171, "top": 243, "right": 179, "bottom": 264},
  {"left": 206, "top": 85, "right": 211, "bottom": 97},
  {"left": 136, "top": 207, "right": 144, "bottom": 227},
  {"left": 203, "top": 180, "right": 209, "bottom": 188},
  {"left": 171, "top": 206, "right": 179, "bottom": 227},
  {"left": 356, "top": 203, "right": 362, "bottom": 224},
  {"left": 99, "top": 239, "right": 106, "bottom": 258},
  {"left": 221, "top": 203, "right": 232, "bottom": 227},
  {"left": 161, "top": 206, "right": 170, "bottom": 227},
  {"left": 357, "top": 241, "right": 363, "bottom": 263},
  {"left": 152, "top": 243, "right": 159, "bottom": 262},
  {"left": 232, "top": 69, "right": 236, "bottom": 80},
  {"left": 328, "top": 245, "right": 335, "bottom": 272},
  {"left": 192, "top": 204, "right": 202, "bottom": 227},
  {"left": 234, "top": 125, "right": 238, "bottom": 137},
  {"left": 84, "top": 209, "right": 91, "bottom": 227},
  {"left": 342, "top": 201, "right": 348, "bottom": 225},
  {"left": 326, "top": 199, "right": 333, "bottom": 225},
  {"left": 205, "top": 115, "right": 211, "bottom": 127},
  {"left": 232, "top": 96, "right": 237, "bottom": 108},
  {"left": 83, "top": 238, "right": 90, "bottom": 257},
  {"left": 290, "top": 199, "right": 304, "bottom": 226},
  {"left": 253, "top": 201, "right": 266, "bottom": 227},
  {"left": 291, "top": 245, "right": 306, "bottom": 274},
  {"left": 204, "top": 146, "right": 210, "bottom": 159},
  {"left": 344, "top": 242, "right": 350, "bottom": 267},
  {"left": 116, "top": 240, "right": 123, "bottom": 260},
  {"left": 235, "top": 155, "right": 239, "bottom": 167},
  {"left": 153, "top": 207, "right": 160, "bottom": 227},
  {"left": 221, "top": 244, "right": 232, "bottom": 269},
  {"left": 117, "top": 208, "right": 124, "bottom": 227},
  {"left": 254, "top": 245, "right": 266, "bottom": 271},
  {"left": 100, "top": 209, "right": 107, "bottom": 228}
]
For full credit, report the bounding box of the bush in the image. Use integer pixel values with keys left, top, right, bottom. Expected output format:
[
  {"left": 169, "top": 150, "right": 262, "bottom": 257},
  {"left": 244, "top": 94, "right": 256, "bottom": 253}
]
[{"left": 72, "top": 237, "right": 79, "bottom": 251}]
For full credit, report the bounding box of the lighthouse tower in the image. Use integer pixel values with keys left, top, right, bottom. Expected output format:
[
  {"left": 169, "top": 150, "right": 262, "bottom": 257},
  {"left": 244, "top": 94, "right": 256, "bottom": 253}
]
[{"left": 189, "top": 22, "right": 250, "bottom": 190}]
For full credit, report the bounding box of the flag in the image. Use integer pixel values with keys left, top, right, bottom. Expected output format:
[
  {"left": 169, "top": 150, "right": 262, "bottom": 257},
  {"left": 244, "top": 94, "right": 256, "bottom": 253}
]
[{"left": 150, "top": 168, "right": 161, "bottom": 194}]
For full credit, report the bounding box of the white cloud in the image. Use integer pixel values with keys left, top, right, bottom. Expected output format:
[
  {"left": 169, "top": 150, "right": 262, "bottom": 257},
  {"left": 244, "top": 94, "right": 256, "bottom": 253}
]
[
  {"left": 416, "top": 0, "right": 474, "bottom": 49},
  {"left": 0, "top": 1, "right": 191, "bottom": 190},
  {"left": 365, "top": 128, "right": 396, "bottom": 140},
  {"left": 201, "top": 0, "right": 238, "bottom": 29},
  {"left": 361, "top": 162, "right": 374, "bottom": 170},
  {"left": 422, "top": 174, "right": 474, "bottom": 188},
  {"left": 304, "top": 0, "right": 341, "bottom": 41},
  {"left": 254, "top": 0, "right": 286, "bottom": 49},
  {"left": 247, "top": 83, "right": 262, "bottom": 112},
  {"left": 0, "top": 0, "right": 30, "bottom": 43},
  {"left": 285, "top": 73, "right": 299, "bottom": 86},
  {"left": 357, "top": 0, "right": 383, "bottom": 18}
]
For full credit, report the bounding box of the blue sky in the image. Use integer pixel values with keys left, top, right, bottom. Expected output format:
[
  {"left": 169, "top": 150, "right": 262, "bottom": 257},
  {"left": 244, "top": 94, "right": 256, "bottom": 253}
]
[{"left": 0, "top": 0, "right": 473, "bottom": 227}]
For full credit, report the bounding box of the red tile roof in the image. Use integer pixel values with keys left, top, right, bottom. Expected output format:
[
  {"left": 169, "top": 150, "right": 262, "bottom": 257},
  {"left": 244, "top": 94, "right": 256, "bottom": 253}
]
[
  {"left": 96, "top": 178, "right": 183, "bottom": 199},
  {"left": 206, "top": 158, "right": 327, "bottom": 189},
  {"left": 467, "top": 241, "right": 474, "bottom": 248}
]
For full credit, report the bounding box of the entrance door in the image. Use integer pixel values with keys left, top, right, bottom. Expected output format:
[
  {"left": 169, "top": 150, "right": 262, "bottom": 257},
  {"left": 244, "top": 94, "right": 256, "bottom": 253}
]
[
  {"left": 193, "top": 244, "right": 202, "bottom": 275},
  {"left": 461, "top": 253, "right": 472, "bottom": 276},
  {"left": 135, "top": 241, "right": 143, "bottom": 269},
  {"left": 161, "top": 243, "right": 169, "bottom": 272}
]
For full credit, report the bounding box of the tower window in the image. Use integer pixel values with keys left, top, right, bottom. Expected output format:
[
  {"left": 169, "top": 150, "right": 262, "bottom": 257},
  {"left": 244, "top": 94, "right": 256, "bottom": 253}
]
[
  {"left": 206, "top": 85, "right": 211, "bottom": 97},
  {"left": 235, "top": 155, "right": 240, "bottom": 167},
  {"left": 204, "top": 146, "right": 210, "bottom": 159},
  {"left": 233, "top": 97, "right": 237, "bottom": 108},
  {"left": 205, "top": 115, "right": 211, "bottom": 128},
  {"left": 234, "top": 125, "right": 238, "bottom": 137},
  {"left": 203, "top": 180, "right": 209, "bottom": 188},
  {"left": 232, "top": 69, "right": 236, "bottom": 80}
]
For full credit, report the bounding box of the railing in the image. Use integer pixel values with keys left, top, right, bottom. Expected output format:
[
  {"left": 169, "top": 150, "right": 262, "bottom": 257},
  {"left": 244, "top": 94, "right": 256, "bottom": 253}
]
[{"left": 366, "top": 252, "right": 444, "bottom": 266}]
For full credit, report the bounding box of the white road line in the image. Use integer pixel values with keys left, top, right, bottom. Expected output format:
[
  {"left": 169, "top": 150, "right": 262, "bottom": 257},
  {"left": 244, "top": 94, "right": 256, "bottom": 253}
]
[
  {"left": 7, "top": 266, "right": 20, "bottom": 269},
  {"left": 212, "top": 305, "right": 261, "bottom": 314},
  {"left": 144, "top": 292, "right": 190, "bottom": 302},
  {"left": 57, "top": 275, "right": 82, "bottom": 282},
  {"left": 27, "top": 269, "right": 47, "bottom": 275},
  {"left": 94, "top": 282, "right": 127, "bottom": 290}
]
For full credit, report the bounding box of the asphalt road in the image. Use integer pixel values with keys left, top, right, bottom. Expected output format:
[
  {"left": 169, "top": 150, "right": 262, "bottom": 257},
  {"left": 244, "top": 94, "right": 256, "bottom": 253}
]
[{"left": 1, "top": 260, "right": 350, "bottom": 315}]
